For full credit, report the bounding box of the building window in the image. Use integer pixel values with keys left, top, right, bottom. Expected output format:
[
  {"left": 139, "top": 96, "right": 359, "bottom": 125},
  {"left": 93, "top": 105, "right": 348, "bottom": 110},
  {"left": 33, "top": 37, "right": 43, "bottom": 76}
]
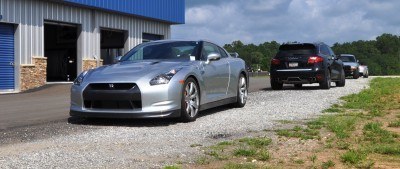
[{"left": 142, "top": 33, "right": 164, "bottom": 43}]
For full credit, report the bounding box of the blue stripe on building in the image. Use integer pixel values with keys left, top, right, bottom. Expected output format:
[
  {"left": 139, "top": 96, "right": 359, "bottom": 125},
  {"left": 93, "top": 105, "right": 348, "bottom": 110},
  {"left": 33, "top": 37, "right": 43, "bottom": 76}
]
[{"left": 63, "top": 0, "right": 185, "bottom": 24}]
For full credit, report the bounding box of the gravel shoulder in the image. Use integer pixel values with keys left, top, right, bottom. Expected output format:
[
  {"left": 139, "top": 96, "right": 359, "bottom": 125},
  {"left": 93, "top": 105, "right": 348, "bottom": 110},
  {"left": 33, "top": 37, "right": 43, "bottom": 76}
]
[{"left": 0, "top": 78, "right": 371, "bottom": 168}]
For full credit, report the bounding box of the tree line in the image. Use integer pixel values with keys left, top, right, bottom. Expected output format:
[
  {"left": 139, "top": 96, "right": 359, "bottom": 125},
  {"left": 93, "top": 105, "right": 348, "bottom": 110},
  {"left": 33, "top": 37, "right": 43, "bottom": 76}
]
[{"left": 223, "top": 33, "right": 400, "bottom": 75}]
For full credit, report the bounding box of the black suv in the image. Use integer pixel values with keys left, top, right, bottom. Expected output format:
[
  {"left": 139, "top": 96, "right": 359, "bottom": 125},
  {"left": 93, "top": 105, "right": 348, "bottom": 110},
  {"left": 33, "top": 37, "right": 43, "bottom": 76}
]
[{"left": 270, "top": 42, "right": 345, "bottom": 90}]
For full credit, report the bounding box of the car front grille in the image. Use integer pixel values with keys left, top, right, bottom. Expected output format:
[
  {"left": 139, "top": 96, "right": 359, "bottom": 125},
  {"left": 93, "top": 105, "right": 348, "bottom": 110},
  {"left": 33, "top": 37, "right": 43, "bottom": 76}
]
[
  {"left": 83, "top": 83, "right": 142, "bottom": 110},
  {"left": 84, "top": 100, "right": 141, "bottom": 109},
  {"left": 89, "top": 83, "right": 136, "bottom": 90}
]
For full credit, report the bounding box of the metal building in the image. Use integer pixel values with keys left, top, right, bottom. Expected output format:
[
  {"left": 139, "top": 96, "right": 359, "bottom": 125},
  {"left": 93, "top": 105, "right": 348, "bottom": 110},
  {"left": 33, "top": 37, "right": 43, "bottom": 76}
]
[{"left": 0, "top": 0, "right": 185, "bottom": 93}]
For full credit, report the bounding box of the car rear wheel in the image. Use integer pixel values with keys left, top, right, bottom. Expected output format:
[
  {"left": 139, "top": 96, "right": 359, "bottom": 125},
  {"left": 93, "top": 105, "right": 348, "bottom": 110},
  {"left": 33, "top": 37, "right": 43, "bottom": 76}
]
[
  {"left": 294, "top": 84, "right": 302, "bottom": 88},
  {"left": 336, "top": 68, "right": 346, "bottom": 87},
  {"left": 180, "top": 78, "right": 200, "bottom": 122},
  {"left": 320, "top": 70, "right": 331, "bottom": 89},
  {"left": 364, "top": 71, "right": 369, "bottom": 78},
  {"left": 271, "top": 78, "right": 283, "bottom": 90},
  {"left": 234, "top": 74, "right": 248, "bottom": 108}
]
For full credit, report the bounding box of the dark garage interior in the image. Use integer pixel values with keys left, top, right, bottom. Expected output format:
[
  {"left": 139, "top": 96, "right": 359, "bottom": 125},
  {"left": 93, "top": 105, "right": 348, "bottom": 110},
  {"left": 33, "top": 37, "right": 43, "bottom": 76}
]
[
  {"left": 100, "top": 29, "right": 126, "bottom": 65},
  {"left": 44, "top": 23, "right": 78, "bottom": 82}
]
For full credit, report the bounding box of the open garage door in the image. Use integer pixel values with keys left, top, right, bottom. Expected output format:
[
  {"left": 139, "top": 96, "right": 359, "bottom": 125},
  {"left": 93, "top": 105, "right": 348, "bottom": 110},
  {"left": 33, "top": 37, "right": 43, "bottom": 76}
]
[
  {"left": 44, "top": 22, "right": 78, "bottom": 82},
  {"left": 0, "top": 23, "right": 15, "bottom": 91},
  {"left": 101, "top": 29, "right": 127, "bottom": 65}
]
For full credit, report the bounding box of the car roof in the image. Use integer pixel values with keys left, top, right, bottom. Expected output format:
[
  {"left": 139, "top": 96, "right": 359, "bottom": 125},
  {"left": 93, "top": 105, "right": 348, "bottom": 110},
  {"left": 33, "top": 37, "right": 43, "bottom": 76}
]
[{"left": 148, "top": 39, "right": 219, "bottom": 45}]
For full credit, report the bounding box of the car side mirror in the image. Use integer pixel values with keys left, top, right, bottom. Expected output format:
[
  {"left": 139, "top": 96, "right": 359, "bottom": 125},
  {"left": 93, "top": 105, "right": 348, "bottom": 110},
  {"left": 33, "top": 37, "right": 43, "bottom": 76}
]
[
  {"left": 357, "top": 60, "right": 359, "bottom": 63},
  {"left": 205, "top": 53, "right": 221, "bottom": 64},
  {"left": 114, "top": 56, "right": 123, "bottom": 63}
]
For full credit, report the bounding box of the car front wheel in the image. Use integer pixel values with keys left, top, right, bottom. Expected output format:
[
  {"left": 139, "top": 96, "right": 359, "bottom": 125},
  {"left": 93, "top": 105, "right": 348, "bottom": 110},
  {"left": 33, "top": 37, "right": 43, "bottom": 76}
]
[
  {"left": 234, "top": 74, "right": 248, "bottom": 108},
  {"left": 180, "top": 78, "right": 200, "bottom": 122}
]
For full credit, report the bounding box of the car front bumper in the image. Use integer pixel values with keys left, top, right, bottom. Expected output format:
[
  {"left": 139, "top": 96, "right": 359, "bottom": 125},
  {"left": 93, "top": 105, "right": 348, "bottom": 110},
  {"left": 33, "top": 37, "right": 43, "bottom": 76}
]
[{"left": 70, "top": 80, "right": 183, "bottom": 119}]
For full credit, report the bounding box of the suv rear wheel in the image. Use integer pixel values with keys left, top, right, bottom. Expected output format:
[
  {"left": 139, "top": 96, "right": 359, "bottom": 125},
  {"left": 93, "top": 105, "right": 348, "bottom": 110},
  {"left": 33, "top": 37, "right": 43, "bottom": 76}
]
[
  {"left": 271, "top": 78, "right": 283, "bottom": 90},
  {"left": 294, "top": 84, "right": 302, "bottom": 88},
  {"left": 336, "top": 68, "right": 345, "bottom": 87},
  {"left": 320, "top": 70, "right": 331, "bottom": 89}
]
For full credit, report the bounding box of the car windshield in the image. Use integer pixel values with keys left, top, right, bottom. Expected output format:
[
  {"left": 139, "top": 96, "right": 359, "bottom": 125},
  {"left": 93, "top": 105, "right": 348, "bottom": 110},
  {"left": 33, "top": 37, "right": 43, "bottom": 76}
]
[
  {"left": 341, "top": 56, "right": 356, "bottom": 62},
  {"left": 121, "top": 41, "right": 200, "bottom": 61}
]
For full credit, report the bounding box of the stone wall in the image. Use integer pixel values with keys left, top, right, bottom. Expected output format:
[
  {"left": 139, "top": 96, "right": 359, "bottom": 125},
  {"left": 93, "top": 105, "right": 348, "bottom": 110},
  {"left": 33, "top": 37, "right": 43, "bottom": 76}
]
[
  {"left": 83, "top": 59, "right": 103, "bottom": 72},
  {"left": 20, "top": 57, "right": 47, "bottom": 91}
]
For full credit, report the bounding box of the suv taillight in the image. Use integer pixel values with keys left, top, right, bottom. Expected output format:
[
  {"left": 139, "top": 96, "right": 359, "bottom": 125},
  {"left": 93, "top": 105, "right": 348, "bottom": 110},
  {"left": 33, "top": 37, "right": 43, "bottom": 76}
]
[
  {"left": 308, "top": 56, "right": 324, "bottom": 64},
  {"left": 271, "top": 59, "right": 280, "bottom": 65}
]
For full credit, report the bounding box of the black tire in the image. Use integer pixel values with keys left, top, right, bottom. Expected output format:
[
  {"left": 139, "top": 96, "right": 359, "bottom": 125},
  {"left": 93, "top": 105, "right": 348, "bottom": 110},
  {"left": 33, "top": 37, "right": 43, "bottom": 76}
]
[
  {"left": 353, "top": 73, "right": 359, "bottom": 79},
  {"left": 294, "top": 84, "right": 302, "bottom": 88},
  {"left": 336, "top": 68, "right": 346, "bottom": 87},
  {"left": 364, "top": 72, "right": 369, "bottom": 78},
  {"left": 320, "top": 70, "right": 331, "bottom": 89},
  {"left": 271, "top": 78, "right": 283, "bottom": 90},
  {"left": 233, "top": 74, "right": 248, "bottom": 108},
  {"left": 180, "top": 78, "right": 200, "bottom": 122}
]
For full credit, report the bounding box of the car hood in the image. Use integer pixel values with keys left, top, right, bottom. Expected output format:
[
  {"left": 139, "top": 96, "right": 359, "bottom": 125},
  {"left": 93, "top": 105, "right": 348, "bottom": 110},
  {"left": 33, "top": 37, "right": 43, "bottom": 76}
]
[
  {"left": 85, "top": 60, "right": 193, "bottom": 82},
  {"left": 343, "top": 62, "right": 359, "bottom": 67}
]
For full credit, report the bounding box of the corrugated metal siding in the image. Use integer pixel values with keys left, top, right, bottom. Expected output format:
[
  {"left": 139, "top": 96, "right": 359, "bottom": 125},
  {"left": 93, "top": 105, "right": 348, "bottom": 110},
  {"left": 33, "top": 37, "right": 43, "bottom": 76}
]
[
  {"left": 0, "top": 0, "right": 171, "bottom": 65},
  {"left": 63, "top": 0, "right": 185, "bottom": 24},
  {"left": 0, "top": 23, "right": 15, "bottom": 90}
]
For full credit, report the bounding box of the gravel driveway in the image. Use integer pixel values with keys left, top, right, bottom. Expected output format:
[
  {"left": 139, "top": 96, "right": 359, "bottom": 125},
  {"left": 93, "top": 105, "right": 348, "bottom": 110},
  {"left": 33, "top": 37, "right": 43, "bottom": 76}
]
[{"left": 0, "top": 78, "right": 371, "bottom": 168}]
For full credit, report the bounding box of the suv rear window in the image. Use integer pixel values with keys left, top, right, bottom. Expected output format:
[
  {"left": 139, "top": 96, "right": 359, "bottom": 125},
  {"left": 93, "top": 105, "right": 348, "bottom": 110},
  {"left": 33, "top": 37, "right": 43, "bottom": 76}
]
[{"left": 277, "top": 44, "right": 316, "bottom": 57}]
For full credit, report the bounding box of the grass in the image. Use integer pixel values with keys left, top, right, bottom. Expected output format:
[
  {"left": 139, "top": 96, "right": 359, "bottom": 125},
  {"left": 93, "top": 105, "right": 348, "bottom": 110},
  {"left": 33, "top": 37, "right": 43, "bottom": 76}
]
[
  {"left": 223, "top": 162, "right": 256, "bottom": 169},
  {"left": 233, "top": 148, "right": 256, "bottom": 157},
  {"left": 163, "top": 165, "right": 181, "bottom": 169},
  {"left": 185, "top": 78, "right": 400, "bottom": 169},
  {"left": 363, "top": 122, "right": 398, "bottom": 144},
  {"left": 388, "top": 120, "right": 400, "bottom": 127},
  {"left": 294, "top": 159, "right": 304, "bottom": 164},
  {"left": 310, "top": 154, "right": 317, "bottom": 163},
  {"left": 341, "top": 149, "right": 367, "bottom": 165},
  {"left": 322, "top": 115, "right": 358, "bottom": 139},
  {"left": 321, "top": 160, "right": 335, "bottom": 169},
  {"left": 276, "top": 126, "right": 320, "bottom": 140},
  {"left": 238, "top": 137, "right": 272, "bottom": 148}
]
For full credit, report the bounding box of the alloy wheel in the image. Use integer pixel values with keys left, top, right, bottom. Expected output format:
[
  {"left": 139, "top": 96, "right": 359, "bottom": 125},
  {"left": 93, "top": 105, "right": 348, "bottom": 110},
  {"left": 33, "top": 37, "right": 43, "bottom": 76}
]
[
  {"left": 239, "top": 77, "right": 248, "bottom": 104},
  {"left": 184, "top": 82, "right": 199, "bottom": 117}
]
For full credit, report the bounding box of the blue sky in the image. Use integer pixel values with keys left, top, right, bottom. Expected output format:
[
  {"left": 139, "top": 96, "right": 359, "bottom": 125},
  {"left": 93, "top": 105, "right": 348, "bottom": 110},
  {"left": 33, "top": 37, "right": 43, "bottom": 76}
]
[{"left": 171, "top": 0, "right": 400, "bottom": 46}]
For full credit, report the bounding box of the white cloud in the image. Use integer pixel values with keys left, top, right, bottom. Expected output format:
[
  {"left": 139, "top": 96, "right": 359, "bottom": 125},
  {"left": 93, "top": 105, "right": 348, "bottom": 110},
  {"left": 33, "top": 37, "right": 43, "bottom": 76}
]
[{"left": 173, "top": 0, "right": 400, "bottom": 46}]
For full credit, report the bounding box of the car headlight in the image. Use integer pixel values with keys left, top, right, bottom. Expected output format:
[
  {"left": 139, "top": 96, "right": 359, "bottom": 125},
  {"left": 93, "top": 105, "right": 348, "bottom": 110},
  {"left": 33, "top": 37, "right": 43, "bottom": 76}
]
[
  {"left": 150, "top": 68, "right": 182, "bottom": 85},
  {"left": 73, "top": 70, "right": 89, "bottom": 86}
]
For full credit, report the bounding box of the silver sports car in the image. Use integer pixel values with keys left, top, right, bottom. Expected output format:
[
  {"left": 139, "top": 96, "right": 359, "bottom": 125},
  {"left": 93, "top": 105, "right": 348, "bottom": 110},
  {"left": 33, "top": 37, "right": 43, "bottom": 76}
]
[{"left": 70, "top": 40, "right": 248, "bottom": 122}]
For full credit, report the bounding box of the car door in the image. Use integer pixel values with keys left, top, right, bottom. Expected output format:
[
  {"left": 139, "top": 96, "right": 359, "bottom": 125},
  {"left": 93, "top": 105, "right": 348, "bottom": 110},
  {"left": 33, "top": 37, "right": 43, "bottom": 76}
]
[
  {"left": 327, "top": 46, "right": 342, "bottom": 80},
  {"left": 320, "top": 45, "right": 339, "bottom": 80},
  {"left": 201, "top": 42, "right": 229, "bottom": 101}
]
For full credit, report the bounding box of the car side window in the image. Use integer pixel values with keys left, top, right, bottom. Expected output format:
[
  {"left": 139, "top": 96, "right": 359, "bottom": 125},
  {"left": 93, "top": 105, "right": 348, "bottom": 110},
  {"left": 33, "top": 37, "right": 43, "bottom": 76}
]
[
  {"left": 320, "top": 45, "right": 330, "bottom": 55},
  {"left": 218, "top": 47, "right": 229, "bottom": 58},
  {"left": 328, "top": 47, "right": 335, "bottom": 56},
  {"left": 202, "top": 42, "right": 221, "bottom": 60}
]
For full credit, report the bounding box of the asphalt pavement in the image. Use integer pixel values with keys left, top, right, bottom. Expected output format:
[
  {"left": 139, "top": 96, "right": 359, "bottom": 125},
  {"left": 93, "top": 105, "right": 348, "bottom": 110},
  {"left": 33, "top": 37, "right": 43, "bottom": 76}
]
[{"left": 0, "top": 77, "right": 270, "bottom": 130}]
